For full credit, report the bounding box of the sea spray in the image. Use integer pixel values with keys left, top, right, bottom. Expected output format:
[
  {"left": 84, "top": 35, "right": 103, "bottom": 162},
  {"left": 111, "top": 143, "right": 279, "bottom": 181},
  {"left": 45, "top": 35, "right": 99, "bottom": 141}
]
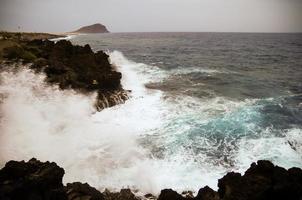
[
  {"left": 0, "top": 59, "right": 175, "bottom": 193},
  {"left": 0, "top": 49, "right": 301, "bottom": 194}
]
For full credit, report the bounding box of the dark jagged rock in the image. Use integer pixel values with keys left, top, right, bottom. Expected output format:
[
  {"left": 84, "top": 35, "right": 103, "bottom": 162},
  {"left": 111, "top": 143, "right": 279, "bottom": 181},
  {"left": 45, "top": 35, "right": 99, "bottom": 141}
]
[
  {"left": 195, "top": 186, "right": 219, "bottom": 200},
  {"left": 65, "top": 182, "right": 104, "bottom": 200},
  {"left": 158, "top": 189, "right": 187, "bottom": 200},
  {"left": 73, "top": 23, "right": 109, "bottom": 34},
  {"left": 157, "top": 161, "right": 302, "bottom": 200},
  {"left": 145, "top": 193, "right": 156, "bottom": 199},
  {"left": 1, "top": 158, "right": 302, "bottom": 200},
  {"left": 1, "top": 36, "right": 129, "bottom": 111},
  {"left": 217, "top": 160, "right": 302, "bottom": 200},
  {"left": 157, "top": 188, "right": 218, "bottom": 200},
  {"left": 102, "top": 188, "right": 139, "bottom": 200},
  {"left": 0, "top": 158, "right": 67, "bottom": 200}
]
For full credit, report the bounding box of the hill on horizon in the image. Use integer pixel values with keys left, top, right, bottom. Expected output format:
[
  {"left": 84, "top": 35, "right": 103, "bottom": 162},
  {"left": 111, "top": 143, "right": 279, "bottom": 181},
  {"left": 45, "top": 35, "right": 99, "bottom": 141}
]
[{"left": 73, "top": 23, "right": 109, "bottom": 33}]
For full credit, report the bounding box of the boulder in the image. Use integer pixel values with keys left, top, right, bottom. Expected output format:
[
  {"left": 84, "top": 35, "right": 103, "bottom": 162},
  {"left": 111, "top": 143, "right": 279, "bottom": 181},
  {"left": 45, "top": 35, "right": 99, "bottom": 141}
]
[
  {"left": 65, "top": 182, "right": 104, "bottom": 200},
  {"left": 102, "top": 188, "right": 139, "bottom": 200},
  {"left": 195, "top": 186, "right": 219, "bottom": 200},
  {"left": 158, "top": 189, "right": 186, "bottom": 200},
  {"left": 218, "top": 160, "right": 302, "bottom": 200},
  {"left": 0, "top": 158, "right": 67, "bottom": 200}
]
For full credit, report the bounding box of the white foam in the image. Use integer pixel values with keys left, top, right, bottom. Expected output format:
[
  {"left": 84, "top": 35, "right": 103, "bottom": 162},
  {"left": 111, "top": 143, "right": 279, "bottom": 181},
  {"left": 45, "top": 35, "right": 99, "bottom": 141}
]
[
  {"left": 170, "top": 67, "right": 235, "bottom": 76},
  {"left": 109, "top": 51, "right": 167, "bottom": 95},
  {"left": 0, "top": 52, "right": 301, "bottom": 195},
  {"left": 235, "top": 128, "right": 302, "bottom": 173},
  {"left": 0, "top": 56, "right": 169, "bottom": 194},
  {"left": 50, "top": 34, "right": 78, "bottom": 42}
]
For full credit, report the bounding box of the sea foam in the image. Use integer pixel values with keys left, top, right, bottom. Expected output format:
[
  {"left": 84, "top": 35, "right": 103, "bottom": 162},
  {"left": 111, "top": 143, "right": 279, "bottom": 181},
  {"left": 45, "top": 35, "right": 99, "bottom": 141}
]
[{"left": 0, "top": 51, "right": 301, "bottom": 195}]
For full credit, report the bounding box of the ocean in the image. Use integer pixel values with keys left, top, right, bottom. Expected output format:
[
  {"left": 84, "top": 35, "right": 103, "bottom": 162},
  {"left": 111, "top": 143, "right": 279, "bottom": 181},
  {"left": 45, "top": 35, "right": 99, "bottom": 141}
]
[{"left": 1, "top": 32, "right": 302, "bottom": 194}]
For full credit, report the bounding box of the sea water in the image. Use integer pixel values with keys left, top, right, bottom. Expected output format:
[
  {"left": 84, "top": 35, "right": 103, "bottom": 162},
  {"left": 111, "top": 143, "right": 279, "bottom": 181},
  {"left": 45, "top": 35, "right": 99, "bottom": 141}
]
[{"left": 0, "top": 32, "right": 301, "bottom": 194}]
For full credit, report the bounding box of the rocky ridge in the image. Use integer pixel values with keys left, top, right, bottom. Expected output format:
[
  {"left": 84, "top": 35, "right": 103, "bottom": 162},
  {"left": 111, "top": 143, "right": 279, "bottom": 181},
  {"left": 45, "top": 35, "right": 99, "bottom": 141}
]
[
  {"left": 0, "top": 158, "right": 301, "bottom": 200},
  {"left": 0, "top": 32, "right": 129, "bottom": 111}
]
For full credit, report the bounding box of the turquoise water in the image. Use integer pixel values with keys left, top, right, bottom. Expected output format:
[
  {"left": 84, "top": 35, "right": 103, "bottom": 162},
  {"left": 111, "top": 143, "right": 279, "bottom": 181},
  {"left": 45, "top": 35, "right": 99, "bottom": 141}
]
[
  {"left": 70, "top": 33, "right": 302, "bottom": 191},
  {"left": 72, "top": 33, "right": 302, "bottom": 165},
  {"left": 1, "top": 33, "right": 301, "bottom": 194}
]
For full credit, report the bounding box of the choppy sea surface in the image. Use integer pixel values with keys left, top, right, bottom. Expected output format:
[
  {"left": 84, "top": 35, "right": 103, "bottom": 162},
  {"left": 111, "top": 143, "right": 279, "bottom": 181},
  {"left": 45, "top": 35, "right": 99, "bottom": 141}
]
[{"left": 1, "top": 33, "right": 302, "bottom": 194}]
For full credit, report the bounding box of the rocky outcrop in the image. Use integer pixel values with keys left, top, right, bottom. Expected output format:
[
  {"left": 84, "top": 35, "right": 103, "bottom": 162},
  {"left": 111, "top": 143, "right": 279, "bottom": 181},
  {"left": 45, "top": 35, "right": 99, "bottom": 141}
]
[
  {"left": 65, "top": 182, "right": 104, "bottom": 200},
  {"left": 158, "top": 189, "right": 185, "bottom": 200},
  {"left": 157, "top": 160, "right": 302, "bottom": 200},
  {"left": 1, "top": 36, "right": 129, "bottom": 111},
  {"left": 196, "top": 186, "right": 219, "bottom": 200},
  {"left": 217, "top": 160, "right": 302, "bottom": 200},
  {"left": 102, "top": 189, "right": 139, "bottom": 200},
  {"left": 1, "top": 159, "right": 301, "bottom": 200},
  {"left": 0, "top": 158, "right": 67, "bottom": 200},
  {"left": 73, "top": 23, "right": 109, "bottom": 34},
  {"left": 157, "top": 187, "right": 219, "bottom": 200}
]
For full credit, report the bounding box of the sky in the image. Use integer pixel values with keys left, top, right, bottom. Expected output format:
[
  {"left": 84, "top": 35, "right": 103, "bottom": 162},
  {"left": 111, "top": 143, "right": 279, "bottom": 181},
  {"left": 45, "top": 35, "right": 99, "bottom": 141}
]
[{"left": 0, "top": 0, "right": 302, "bottom": 33}]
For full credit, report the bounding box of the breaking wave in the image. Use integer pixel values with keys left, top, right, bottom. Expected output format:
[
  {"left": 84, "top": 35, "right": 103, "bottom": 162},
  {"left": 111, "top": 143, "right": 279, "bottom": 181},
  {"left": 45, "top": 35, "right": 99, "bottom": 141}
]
[{"left": 0, "top": 51, "right": 301, "bottom": 195}]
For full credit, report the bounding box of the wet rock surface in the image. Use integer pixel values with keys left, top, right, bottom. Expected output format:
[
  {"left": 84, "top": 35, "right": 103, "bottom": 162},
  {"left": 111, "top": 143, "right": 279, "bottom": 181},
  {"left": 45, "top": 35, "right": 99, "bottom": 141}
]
[
  {"left": 0, "top": 159, "right": 302, "bottom": 200},
  {"left": 0, "top": 34, "right": 129, "bottom": 111}
]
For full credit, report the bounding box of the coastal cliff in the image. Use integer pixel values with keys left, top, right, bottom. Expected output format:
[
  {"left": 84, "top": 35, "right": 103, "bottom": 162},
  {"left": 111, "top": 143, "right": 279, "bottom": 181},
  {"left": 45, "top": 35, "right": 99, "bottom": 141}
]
[
  {"left": 0, "top": 158, "right": 301, "bottom": 200},
  {"left": 0, "top": 32, "right": 128, "bottom": 111}
]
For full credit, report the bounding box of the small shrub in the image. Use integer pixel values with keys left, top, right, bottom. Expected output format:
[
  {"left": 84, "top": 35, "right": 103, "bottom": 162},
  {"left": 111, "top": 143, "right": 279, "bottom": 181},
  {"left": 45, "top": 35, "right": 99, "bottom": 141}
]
[
  {"left": 3, "top": 45, "right": 36, "bottom": 62},
  {"left": 21, "top": 51, "right": 36, "bottom": 63}
]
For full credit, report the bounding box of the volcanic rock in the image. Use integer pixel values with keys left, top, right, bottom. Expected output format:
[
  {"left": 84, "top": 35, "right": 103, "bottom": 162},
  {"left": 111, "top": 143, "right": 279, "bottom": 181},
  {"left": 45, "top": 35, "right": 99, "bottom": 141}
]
[
  {"left": 65, "top": 182, "right": 104, "bottom": 200},
  {"left": 1, "top": 38, "right": 129, "bottom": 111},
  {"left": 0, "top": 158, "right": 67, "bottom": 200},
  {"left": 217, "top": 160, "right": 302, "bottom": 200},
  {"left": 102, "top": 188, "right": 139, "bottom": 200},
  {"left": 1, "top": 158, "right": 302, "bottom": 200}
]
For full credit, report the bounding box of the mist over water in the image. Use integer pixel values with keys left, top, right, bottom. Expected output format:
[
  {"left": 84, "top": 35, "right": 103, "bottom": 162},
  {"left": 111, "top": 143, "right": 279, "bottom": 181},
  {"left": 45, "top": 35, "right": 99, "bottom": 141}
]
[{"left": 1, "top": 33, "right": 302, "bottom": 194}]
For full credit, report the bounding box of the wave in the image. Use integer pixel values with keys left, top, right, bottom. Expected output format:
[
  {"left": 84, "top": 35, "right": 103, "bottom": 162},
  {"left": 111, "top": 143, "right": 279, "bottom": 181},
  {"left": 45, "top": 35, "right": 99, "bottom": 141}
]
[
  {"left": 0, "top": 51, "right": 301, "bottom": 195},
  {"left": 0, "top": 54, "right": 168, "bottom": 194},
  {"left": 50, "top": 34, "right": 78, "bottom": 42},
  {"left": 170, "top": 67, "right": 233, "bottom": 76},
  {"left": 235, "top": 128, "right": 302, "bottom": 172}
]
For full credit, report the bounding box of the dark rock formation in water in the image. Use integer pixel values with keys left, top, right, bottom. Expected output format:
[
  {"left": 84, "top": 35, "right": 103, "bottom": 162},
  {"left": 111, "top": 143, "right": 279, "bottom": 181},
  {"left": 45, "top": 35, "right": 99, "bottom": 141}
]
[
  {"left": 1, "top": 37, "right": 129, "bottom": 111},
  {"left": 103, "top": 188, "right": 139, "bottom": 200},
  {"left": 0, "top": 158, "right": 67, "bottom": 200},
  {"left": 157, "top": 160, "right": 302, "bottom": 200},
  {"left": 65, "top": 182, "right": 104, "bottom": 200},
  {"left": 73, "top": 23, "right": 109, "bottom": 34},
  {"left": 1, "top": 159, "right": 301, "bottom": 200},
  {"left": 217, "top": 160, "right": 302, "bottom": 200}
]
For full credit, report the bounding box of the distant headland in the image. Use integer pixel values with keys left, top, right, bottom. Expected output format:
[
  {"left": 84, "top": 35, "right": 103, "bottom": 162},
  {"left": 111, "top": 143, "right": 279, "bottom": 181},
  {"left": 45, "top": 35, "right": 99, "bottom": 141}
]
[{"left": 72, "top": 23, "right": 109, "bottom": 34}]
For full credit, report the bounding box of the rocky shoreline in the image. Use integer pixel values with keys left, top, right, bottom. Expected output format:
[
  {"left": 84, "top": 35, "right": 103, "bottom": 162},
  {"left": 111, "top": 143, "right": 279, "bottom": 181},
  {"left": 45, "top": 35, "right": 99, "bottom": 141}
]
[
  {"left": 0, "top": 158, "right": 301, "bottom": 200},
  {"left": 0, "top": 32, "right": 129, "bottom": 111},
  {"left": 0, "top": 32, "right": 302, "bottom": 200}
]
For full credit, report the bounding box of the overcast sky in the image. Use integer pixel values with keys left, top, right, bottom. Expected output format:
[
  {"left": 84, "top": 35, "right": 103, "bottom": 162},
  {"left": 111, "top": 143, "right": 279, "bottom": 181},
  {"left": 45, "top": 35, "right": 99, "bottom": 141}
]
[{"left": 0, "top": 0, "right": 302, "bottom": 33}]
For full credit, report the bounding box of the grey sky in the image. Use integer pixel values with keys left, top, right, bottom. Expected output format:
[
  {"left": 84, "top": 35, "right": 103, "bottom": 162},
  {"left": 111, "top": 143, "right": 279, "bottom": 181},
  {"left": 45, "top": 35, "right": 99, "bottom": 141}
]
[{"left": 0, "top": 0, "right": 302, "bottom": 33}]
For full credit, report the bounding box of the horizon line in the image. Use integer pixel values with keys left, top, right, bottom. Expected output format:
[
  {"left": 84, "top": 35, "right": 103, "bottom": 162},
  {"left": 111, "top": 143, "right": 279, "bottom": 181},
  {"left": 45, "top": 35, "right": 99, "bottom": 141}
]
[{"left": 1, "top": 30, "right": 302, "bottom": 35}]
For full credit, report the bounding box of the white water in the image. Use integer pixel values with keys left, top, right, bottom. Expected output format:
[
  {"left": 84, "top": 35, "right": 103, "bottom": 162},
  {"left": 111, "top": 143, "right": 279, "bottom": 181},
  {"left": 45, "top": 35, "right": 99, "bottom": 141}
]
[
  {"left": 0, "top": 51, "right": 301, "bottom": 195},
  {"left": 50, "top": 34, "right": 78, "bottom": 42},
  {"left": 0, "top": 53, "right": 209, "bottom": 194}
]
